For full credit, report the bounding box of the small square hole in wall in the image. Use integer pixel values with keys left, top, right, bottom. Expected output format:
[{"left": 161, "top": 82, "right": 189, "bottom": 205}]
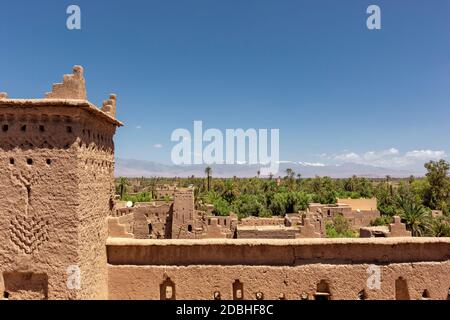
[
  {"left": 66, "top": 126, "right": 72, "bottom": 133},
  {"left": 2, "top": 124, "right": 8, "bottom": 132},
  {"left": 9, "top": 158, "right": 14, "bottom": 165},
  {"left": 46, "top": 159, "right": 51, "bottom": 165},
  {"left": 21, "top": 125, "right": 27, "bottom": 132},
  {"left": 39, "top": 125, "right": 45, "bottom": 132},
  {"left": 27, "top": 158, "right": 33, "bottom": 165}
]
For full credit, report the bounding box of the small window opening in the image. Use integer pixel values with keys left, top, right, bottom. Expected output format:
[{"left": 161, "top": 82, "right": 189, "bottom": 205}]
[
  {"left": 233, "top": 280, "right": 244, "bottom": 300},
  {"left": 358, "top": 290, "right": 367, "bottom": 300},
  {"left": 421, "top": 290, "right": 430, "bottom": 300},
  {"left": 315, "top": 280, "right": 331, "bottom": 301}
]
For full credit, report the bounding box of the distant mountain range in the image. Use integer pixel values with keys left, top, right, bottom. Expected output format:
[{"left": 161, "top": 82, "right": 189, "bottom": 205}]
[{"left": 115, "top": 158, "right": 423, "bottom": 178}]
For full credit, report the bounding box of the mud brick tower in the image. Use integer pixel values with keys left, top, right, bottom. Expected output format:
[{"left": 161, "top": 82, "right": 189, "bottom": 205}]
[{"left": 0, "top": 66, "right": 122, "bottom": 299}]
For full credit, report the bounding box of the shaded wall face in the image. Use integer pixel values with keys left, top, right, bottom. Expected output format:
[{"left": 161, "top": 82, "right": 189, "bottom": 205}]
[
  {"left": 0, "top": 106, "right": 116, "bottom": 299},
  {"left": 76, "top": 113, "right": 116, "bottom": 299},
  {"left": 106, "top": 239, "right": 450, "bottom": 300},
  {"left": 107, "top": 245, "right": 450, "bottom": 300},
  {"left": 237, "top": 229, "right": 298, "bottom": 239}
]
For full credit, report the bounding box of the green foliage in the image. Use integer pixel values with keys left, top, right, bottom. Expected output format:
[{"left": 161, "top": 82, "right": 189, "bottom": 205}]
[
  {"left": 268, "top": 192, "right": 288, "bottom": 216},
  {"left": 370, "top": 215, "right": 394, "bottom": 226},
  {"left": 117, "top": 177, "right": 129, "bottom": 200},
  {"left": 325, "top": 215, "right": 358, "bottom": 238},
  {"left": 424, "top": 160, "right": 450, "bottom": 213},
  {"left": 343, "top": 175, "right": 373, "bottom": 198},
  {"left": 430, "top": 216, "right": 450, "bottom": 237},
  {"left": 374, "top": 181, "right": 397, "bottom": 216},
  {"left": 211, "top": 197, "right": 232, "bottom": 216},
  {"left": 397, "top": 197, "right": 432, "bottom": 237},
  {"left": 122, "top": 192, "right": 152, "bottom": 203},
  {"left": 232, "top": 194, "right": 268, "bottom": 219},
  {"left": 311, "top": 177, "right": 337, "bottom": 204}
]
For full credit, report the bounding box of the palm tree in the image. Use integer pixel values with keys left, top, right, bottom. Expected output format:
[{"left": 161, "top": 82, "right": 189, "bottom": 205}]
[
  {"left": 205, "top": 166, "right": 212, "bottom": 191},
  {"left": 257, "top": 170, "right": 261, "bottom": 179},
  {"left": 222, "top": 179, "right": 238, "bottom": 203},
  {"left": 397, "top": 197, "right": 431, "bottom": 236},
  {"left": 285, "top": 168, "right": 295, "bottom": 189},
  {"left": 149, "top": 179, "right": 156, "bottom": 199},
  {"left": 285, "top": 168, "right": 294, "bottom": 180},
  {"left": 118, "top": 177, "right": 129, "bottom": 200},
  {"left": 430, "top": 217, "right": 450, "bottom": 237}
]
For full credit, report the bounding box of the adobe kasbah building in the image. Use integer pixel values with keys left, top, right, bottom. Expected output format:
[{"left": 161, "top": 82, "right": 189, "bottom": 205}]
[{"left": 0, "top": 67, "right": 449, "bottom": 300}]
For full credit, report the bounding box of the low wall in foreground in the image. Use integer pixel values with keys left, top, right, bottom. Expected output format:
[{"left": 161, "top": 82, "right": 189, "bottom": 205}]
[{"left": 107, "top": 238, "right": 450, "bottom": 300}]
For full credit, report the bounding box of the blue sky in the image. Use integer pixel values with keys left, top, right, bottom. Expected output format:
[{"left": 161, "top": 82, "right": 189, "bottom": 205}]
[{"left": 1, "top": 0, "right": 449, "bottom": 170}]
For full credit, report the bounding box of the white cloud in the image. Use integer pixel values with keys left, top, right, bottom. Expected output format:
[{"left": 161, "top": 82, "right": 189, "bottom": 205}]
[
  {"left": 153, "top": 144, "right": 163, "bottom": 149},
  {"left": 363, "top": 148, "right": 399, "bottom": 161},
  {"left": 404, "top": 150, "right": 446, "bottom": 159},
  {"left": 334, "top": 152, "right": 361, "bottom": 162},
  {"left": 331, "top": 148, "right": 447, "bottom": 168},
  {"left": 136, "top": 125, "right": 142, "bottom": 129},
  {"left": 298, "top": 161, "right": 325, "bottom": 167}
]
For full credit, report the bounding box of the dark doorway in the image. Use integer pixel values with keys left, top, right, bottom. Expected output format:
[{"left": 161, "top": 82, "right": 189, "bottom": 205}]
[{"left": 395, "top": 277, "right": 410, "bottom": 300}]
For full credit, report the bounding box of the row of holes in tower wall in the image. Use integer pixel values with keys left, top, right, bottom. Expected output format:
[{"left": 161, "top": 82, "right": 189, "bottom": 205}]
[
  {"left": 7, "top": 157, "right": 114, "bottom": 170},
  {"left": 8, "top": 158, "right": 51, "bottom": 165},
  {"left": 1, "top": 122, "right": 113, "bottom": 146}
]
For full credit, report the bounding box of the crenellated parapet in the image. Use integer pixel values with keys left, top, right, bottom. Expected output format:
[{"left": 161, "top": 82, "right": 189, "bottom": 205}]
[
  {"left": 1, "top": 66, "right": 121, "bottom": 126},
  {"left": 45, "top": 65, "right": 87, "bottom": 100},
  {"left": 101, "top": 94, "right": 117, "bottom": 118}
]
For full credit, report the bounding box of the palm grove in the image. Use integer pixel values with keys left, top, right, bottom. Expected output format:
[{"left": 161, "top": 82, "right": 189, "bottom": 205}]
[{"left": 116, "top": 160, "right": 450, "bottom": 237}]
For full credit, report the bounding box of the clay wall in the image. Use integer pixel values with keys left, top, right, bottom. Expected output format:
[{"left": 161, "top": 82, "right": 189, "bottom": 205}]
[
  {"left": 107, "top": 238, "right": 450, "bottom": 300},
  {"left": 240, "top": 217, "right": 285, "bottom": 226}
]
